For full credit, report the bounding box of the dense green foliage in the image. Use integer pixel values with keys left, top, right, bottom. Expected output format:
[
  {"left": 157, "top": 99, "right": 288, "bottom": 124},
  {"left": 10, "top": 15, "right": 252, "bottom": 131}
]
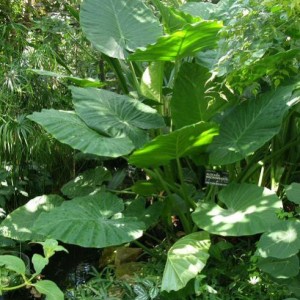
[{"left": 1, "top": 0, "right": 300, "bottom": 299}]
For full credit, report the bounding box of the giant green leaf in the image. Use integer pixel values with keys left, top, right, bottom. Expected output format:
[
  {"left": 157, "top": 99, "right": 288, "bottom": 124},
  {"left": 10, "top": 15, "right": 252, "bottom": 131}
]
[
  {"left": 257, "top": 255, "right": 299, "bottom": 279},
  {"left": 209, "top": 84, "right": 299, "bottom": 165},
  {"left": 80, "top": 0, "right": 162, "bottom": 59},
  {"left": 61, "top": 166, "right": 112, "bottom": 198},
  {"left": 129, "top": 122, "right": 219, "bottom": 168},
  {"left": 129, "top": 21, "right": 222, "bottom": 61},
  {"left": 256, "top": 220, "right": 300, "bottom": 259},
  {"left": 286, "top": 183, "right": 300, "bottom": 205},
  {"left": 192, "top": 183, "right": 282, "bottom": 236},
  {"left": 0, "top": 195, "right": 63, "bottom": 241},
  {"left": 161, "top": 232, "right": 211, "bottom": 292},
  {"left": 28, "top": 109, "right": 134, "bottom": 157},
  {"left": 171, "top": 62, "right": 225, "bottom": 128},
  {"left": 71, "top": 87, "right": 165, "bottom": 148},
  {"left": 32, "top": 192, "right": 145, "bottom": 248}
]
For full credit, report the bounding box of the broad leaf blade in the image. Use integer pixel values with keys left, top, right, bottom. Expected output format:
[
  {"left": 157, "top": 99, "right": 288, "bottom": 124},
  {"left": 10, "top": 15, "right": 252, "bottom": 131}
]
[
  {"left": 258, "top": 255, "right": 299, "bottom": 279},
  {"left": 192, "top": 183, "right": 282, "bottom": 236},
  {"left": 0, "top": 195, "right": 63, "bottom": 241},
  {"left": 61, "top": 166, "right": 111, "bottom": 198},
  {"left": 171, "top": 62, "right": 225, "bottom": 128},
  {"left": 129, "top": 122, "right": 219, "bottom": 168},
  {"left": 33, "top": 192, "right": 145, "bottom": 248},
  {"left": 209, "top": 84, "right": 298, "bottom": 165},
  {"left": 33, "top": 280, "right": 64, "bottom": 300},
  {"left": 286, "top": 183, "right": 300, "bottom": 205},
  {"left": 28, "top": 109, "right": 134, "bottom": 157},
  {"left": 80, "top": 0, "right": 162, "bottom": 59},
  {"left": 71, "top": 87, "right": 165, "bottom": 148},
  {"left": 256, "top": 220, "right": 300, "bottom": 259},
  {"left": 161, "top": 232, "right": 211, "bottom": 292},
  {"left": 129, "top": 21, "right": 222, "bottom": 61}
]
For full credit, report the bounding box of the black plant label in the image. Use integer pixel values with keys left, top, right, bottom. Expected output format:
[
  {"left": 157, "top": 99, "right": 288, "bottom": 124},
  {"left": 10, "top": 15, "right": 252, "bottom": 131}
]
[{"left": 205, "top": 170, "right": 229, "bottom": 186}]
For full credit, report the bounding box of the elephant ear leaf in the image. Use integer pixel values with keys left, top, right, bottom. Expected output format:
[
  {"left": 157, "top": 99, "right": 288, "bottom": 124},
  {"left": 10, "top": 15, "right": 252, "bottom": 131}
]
[
  {"left": 32, "top": 192, "right": 145, "bottom": 248},
  {"left": 80, "top": 0, "right": 162, "bottom": 59},
  {"left": 28, "top": 109, "right": 134, "bottom": 157},
  {"left": 71, "top": 87, "right": 165, "bottom": 148},
  {"left": 192, "top": 183, "right": 282, "bottom": 236},
  {"left": 209, "top": 84, "right": 299, "bottom": 165}
]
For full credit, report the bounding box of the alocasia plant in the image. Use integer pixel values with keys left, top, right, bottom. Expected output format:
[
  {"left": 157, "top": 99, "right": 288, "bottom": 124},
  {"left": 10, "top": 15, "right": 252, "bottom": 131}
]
[{"left": 2, "top": 0, "right": 300, "bottom": 296}]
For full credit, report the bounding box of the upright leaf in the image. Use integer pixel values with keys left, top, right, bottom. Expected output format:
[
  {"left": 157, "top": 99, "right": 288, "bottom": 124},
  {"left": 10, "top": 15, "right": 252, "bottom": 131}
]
[
  {"left": 209, "top": 84, "right": 299, "bottom": 165},
  {"left": 28, "top": 110, "right": 134, "bottom": 157},
  {"left": 71, "top": 87, "right": 165, "bottom": 148},
  {"left": 129, "top": 122, "right": 219, "bottom": 168},
  {"left": 141, "top": 62, "right": 164, "bottom": 102},
  {"left": 32, "top": 192, "right": 145, "bottom": 248},
  {"left": 80, "top": 0, "right": 162, "bottom": 59},
  {"left": 129, "top": 21, "right": 222, "bottom": 61},
  {"left": 192, "top": 183, "right": 282, "bottom": 236},
  {"left": 171, "top": 62, "right": 225, "bottom": 128},
  {"left": 161, "top": 232, "right": 211, "bottom": 292}
]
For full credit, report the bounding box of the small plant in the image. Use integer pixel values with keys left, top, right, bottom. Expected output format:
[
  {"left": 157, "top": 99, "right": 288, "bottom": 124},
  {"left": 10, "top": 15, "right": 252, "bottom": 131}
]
[{"left": 0, "top": 239, "right": 67, "bottom": 299}]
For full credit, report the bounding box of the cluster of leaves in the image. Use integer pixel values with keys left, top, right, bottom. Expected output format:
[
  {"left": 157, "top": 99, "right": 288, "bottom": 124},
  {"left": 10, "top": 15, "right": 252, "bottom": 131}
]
[{"left": 1, "top": 0, "right": 300, "bottom": 299}]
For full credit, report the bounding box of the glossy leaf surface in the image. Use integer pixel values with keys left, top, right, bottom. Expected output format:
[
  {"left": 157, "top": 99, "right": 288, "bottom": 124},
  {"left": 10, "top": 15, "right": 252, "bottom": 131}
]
[
  {"left": 129, "top": 122, "right": 219, "bottom": 168},
  {"left": 129, "top": 21, "right": 222, "bottom": 61},
  {"left": 161, "top": 232, "right": 211, "bottom": 292}
]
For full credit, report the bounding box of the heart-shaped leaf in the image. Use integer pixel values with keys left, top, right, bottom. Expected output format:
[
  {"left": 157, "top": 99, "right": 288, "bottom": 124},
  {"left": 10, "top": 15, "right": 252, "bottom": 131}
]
[
  {"left": 28, "top": 110, "right": 134, "bottom": 157},
  {"left": 129, "top": 122, "right": 219, "bottom": 168},
  {"left": 192, "top": 183, "right": 282, "bottom": 236},
  {"left": 71, "top": 87, "right": 165, "bottom": 148},
  {"left": 32, "top": 192, "right": 145, "bottom": 248},
  {"left": 256, "top": 220, "right": 300, "bottom": 259},
  {"left": 80, "top": 0, "right": 162, "bottom": 59},
  {"left": 129, "top": 21, "right": 222, "bottom": 61},
  {"left": 209, "top": 84, "right": 299, "bottom": 165},
  {"left": 0, "top": 195, "right": 63, "bottom": 241},
  {"left": 161, "top": 232, "right": 211, "bottom": 292}
]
